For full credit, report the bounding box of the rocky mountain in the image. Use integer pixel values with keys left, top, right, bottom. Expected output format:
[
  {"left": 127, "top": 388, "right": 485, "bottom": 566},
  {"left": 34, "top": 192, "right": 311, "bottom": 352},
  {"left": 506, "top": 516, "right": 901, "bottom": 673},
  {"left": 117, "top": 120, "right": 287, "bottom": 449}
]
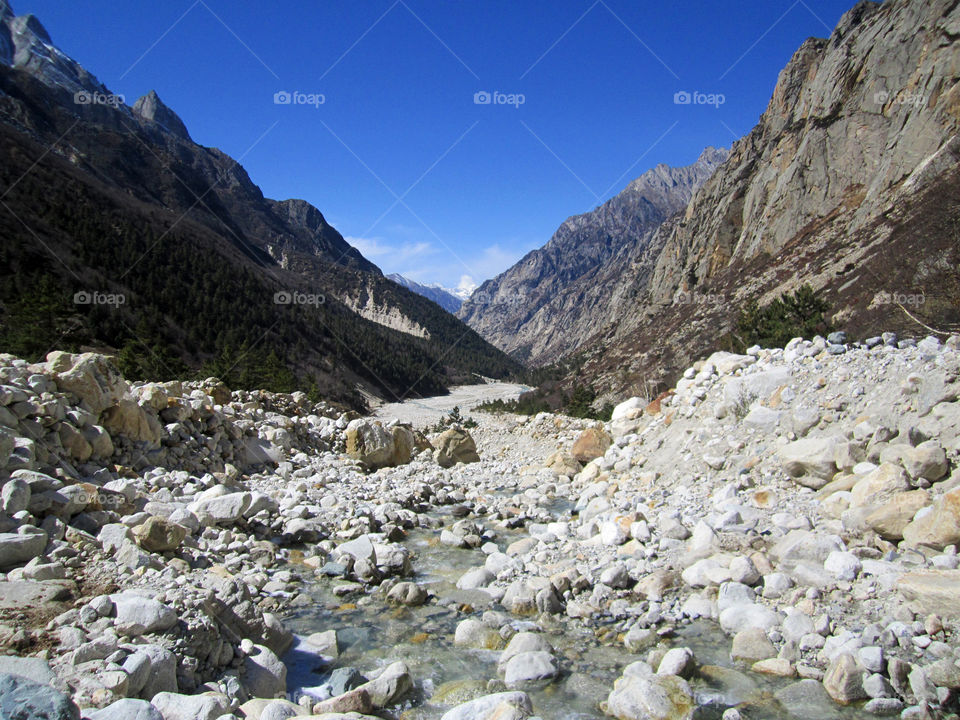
[
  {"left": 387, "top": 274, "right": 463, "bottom": 313},
  {"left": 0, "top": 2, "right": 519, "bottom": 406},
  {"left": 458, "top": 147, "right": 728, "bottom": 365},
  {"left": 570, "top": 0, "right": 960, "bottom": 403}
]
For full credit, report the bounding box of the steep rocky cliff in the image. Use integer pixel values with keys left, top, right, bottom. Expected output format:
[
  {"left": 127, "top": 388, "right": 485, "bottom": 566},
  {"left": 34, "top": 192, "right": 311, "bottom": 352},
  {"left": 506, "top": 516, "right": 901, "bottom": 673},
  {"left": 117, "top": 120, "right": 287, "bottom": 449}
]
[
  {"left": 571, "top": 0, "right": 960, "bottom": 402},
  {"left": 458, "top": 147, "right": 727, "bottom": 365}
]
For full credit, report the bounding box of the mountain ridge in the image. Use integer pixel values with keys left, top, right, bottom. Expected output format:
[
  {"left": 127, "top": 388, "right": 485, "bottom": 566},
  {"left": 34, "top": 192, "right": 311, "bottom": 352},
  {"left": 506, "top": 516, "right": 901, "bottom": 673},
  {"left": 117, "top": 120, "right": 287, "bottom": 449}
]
[
  {"left": 458, "top": 146, "right": 728, "bottom": 365},
  {"left": 0, "top": 1, "right": 520, "bottom": 405}
]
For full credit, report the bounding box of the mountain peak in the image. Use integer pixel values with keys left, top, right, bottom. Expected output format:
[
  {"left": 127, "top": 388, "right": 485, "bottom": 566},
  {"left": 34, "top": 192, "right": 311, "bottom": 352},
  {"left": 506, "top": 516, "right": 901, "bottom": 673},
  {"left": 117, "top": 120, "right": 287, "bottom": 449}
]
[
  {"left": 133, "top": 90, "right": 192, "bottom": 141},
  {"left": 1, "top": 1, "right": 14, "bottom": 21}
]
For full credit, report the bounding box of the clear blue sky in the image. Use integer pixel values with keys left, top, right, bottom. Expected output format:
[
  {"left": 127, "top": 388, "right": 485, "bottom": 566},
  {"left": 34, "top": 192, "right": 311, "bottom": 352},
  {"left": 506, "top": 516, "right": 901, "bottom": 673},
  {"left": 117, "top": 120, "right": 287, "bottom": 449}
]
[{"left": 16, "top": 0, "right": 857, "bottom": 291}]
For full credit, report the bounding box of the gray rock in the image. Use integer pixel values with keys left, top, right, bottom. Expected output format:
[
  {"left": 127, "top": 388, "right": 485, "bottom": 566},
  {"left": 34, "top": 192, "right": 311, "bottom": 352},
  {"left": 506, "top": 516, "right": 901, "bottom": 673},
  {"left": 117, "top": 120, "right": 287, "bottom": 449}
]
[
  {"left": 624, "top": 625, "right": 657, "bottom": 653},
  {"left": 149, "top": 692, "right": 228, "bottom": 720},
  {"left": 242, "top": 643, "right": 286, "bottom": 699},
  {"left": 774, "top": 679, "right": 840, "bottom": 720},
  {"left": 718, "top": 603, "right": 780, "bottom": 635},
  {"left": 863, "top": 673, "right": 895, "bottom": 699},
  {"left": 730, "top": 628, "right": 776, "bottom": 663},
  {"left": 328, "top": 667, "right": 364, "bottom": 696},
  {"left": 605, "top": 673, "right": 695, "bottom": 720},
  {"left": 0, "top": 478, "right": 30, "bottom": 515},
  {"left": 823, "top": 653, "right": 867, "bottom": 704},
  {"left": 86, "top": 699, "right": 163, "bottom": 720},
  {"left": 111, "top": 593, "right": 177, "bottom": 636},
  {"left": 657, "top": 648, "right": 695, "bottom": 678},
  {"left": 498, "top": 632, "right": 553, "bottom": 673},
  {"left": 503, "top": 651, "right": 558, "bottom": 689},
  {"left": 137, "top": 644, "right": 178, "bottom": 698},
  {"left": 0, "top": 656, "right": 55, "bottom": 685},
  {"left": 439, "top": 691, "right": 532, "bottom": 720},
  {"left": 0, "top": 674, "right": 79, "bottom": 720},
  {"left": 862, "top": 698, "right": 904, "bottom": 715},
  {"left": 457, "top": 567, "right": 495, "bottom": 590},
  {"left": 0, "top": 527, "right": 48, "bottom": 569}
]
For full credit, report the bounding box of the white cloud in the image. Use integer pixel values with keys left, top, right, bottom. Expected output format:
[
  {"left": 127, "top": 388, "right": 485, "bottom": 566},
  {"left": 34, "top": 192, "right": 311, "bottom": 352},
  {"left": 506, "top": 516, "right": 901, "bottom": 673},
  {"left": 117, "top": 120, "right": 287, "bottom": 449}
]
[
  {"left": 345, "top": 236, "right": 434, "bottom": 264},
  {"left": 346, "top": 235, "right": 537, "bottom": 295}
]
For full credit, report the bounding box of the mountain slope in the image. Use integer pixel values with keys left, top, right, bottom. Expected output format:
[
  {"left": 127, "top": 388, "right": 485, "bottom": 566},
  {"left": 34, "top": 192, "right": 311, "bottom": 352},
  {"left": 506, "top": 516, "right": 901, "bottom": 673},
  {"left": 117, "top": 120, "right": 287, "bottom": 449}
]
[
  {"left": 458, "top": 147, "right": 728, "bottom": 365},
  {"left": 576, "top": 0, "right": 960, "bottom": 401},
  {"left": 0, "top": 3, "right": 520, "bottom": 406},
  {"left": 387, "top": 274, "right": 463, "bottom": 313}
]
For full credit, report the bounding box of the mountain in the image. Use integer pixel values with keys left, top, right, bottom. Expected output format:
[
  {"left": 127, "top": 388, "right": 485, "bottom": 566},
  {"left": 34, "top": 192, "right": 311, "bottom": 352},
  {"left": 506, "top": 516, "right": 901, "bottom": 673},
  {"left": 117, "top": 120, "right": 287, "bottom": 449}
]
[
  {"left": 387, "top": 274, "right": 463, "bottom": 313},
  {"left": 0, "top": 2, "right": 520, "bottom": 407},
  {"left": 570, "top": 0, "right": 960, "bottom": 402},
  {"left": 458, "top": 147, "right": 728, "bottom": 365}
]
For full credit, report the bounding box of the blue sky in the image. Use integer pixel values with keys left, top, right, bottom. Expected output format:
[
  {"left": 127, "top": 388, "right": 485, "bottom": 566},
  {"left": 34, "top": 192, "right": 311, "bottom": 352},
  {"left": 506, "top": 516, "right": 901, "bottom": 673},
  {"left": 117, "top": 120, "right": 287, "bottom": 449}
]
[{"left": 17, "top": 0, "right": 857, "bottom": 291}]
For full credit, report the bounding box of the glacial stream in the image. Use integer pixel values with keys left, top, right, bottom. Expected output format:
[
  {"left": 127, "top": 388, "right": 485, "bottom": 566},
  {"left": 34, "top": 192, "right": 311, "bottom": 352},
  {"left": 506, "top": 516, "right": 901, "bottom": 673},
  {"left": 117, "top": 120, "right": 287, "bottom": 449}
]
[{"left": 276, "top": 385, "right": 880, "bottom": 720}]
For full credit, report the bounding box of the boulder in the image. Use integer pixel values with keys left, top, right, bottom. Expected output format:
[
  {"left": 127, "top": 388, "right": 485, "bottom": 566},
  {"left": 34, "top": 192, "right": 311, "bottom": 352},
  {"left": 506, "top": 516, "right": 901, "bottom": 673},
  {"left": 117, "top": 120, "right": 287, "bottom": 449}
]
[
  {"left": 897, "top": 569, "right": 960, "bottom": 619},
  {"left": 242, "top": 644, "right": 287, "bottom": 699},
  {"left": 774, "top": 679, "right": 841, "bottom": 720},
  {"left": 311, "top": 688, "right": 373, "bottom": 715},
  {"left": 778, "top": 437, "right": 843, "bottom": 487},
  {"left": 605, "top": 673, "right": 695, "bottom": 720},
  {"left": 0, "top": 527, "right": 48, "bottom": 569},
  {"left": 730, "top": 628, "right": 776, "bottom": 663},
  {"left": 390, "top": 425, "right": 415, "bottom": 466},
  {"left": 346, "top": 419, "right": 395, "bottom": 469},
  {"left": 864, "top": 490, "right": 930, "bottom": 540},
  {"left": 149, "top": 692, "right": 228, "bottom": 720},
  {"left": 502, "top": 651, "right": 558, "bottom": 689},
  {"left": 718, "top": 603, "right": 780, "bottom": 635},
  {"left": 132, "top": 516, "right": 187, "bottom": 553},
  {"left": 440, "top": 692, "right": 533, "bottom": 720},
  {"left": 86, "top": 699, "right": 164, "bottom": 720},
  {"left": 901, "top": 441, "right": 948, "bottom": 481},
  {"left": 434, "top": 427, "right": 480, "bottom": 468},
  {"left": 0, "top": 673, "right": 79, "bottom": 720},
  {"left": 101, "top": 399, "right": 163, "bottom": 445},
  {"left": 111, "top": 593, "right": 178, "bottom": 636},
  {"left": 188, "top": 489, "right": 252, "bottom": 525},
  {"left": 386, "top": 581, "right": 427, "bottom": 606},
  {"left": 902, "top": 487, "right": 960, "bottom": 550},
  {"left": 136, "top": 644, "right": 178, "bottom": 698},
  {"left": 823, "top": 653, "right": 867, "bottom": 704},
  {"left": 454, "top": 618, "right": 501, "bottom": 650},
  {"left": 571, "top": 427, "right": 612, "bottom": 463},
  {"left": 498, "top": 632, "right": 553, "bottom": 673},
  {"left": 849, "top": 464, "right": 909, "bottom": 508},
  {"left": 354, "top": 660, "right": 412, "bottom": 708},
  {"left": 45, "top": 351, "right": 128, "bottom": 416}
]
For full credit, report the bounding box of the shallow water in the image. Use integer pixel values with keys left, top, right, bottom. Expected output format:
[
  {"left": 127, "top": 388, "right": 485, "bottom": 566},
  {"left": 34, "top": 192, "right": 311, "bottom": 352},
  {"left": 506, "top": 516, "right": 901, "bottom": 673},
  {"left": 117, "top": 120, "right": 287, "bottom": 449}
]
[{"left": 282, "top": 493, "right": 881, "bottom": 719}]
